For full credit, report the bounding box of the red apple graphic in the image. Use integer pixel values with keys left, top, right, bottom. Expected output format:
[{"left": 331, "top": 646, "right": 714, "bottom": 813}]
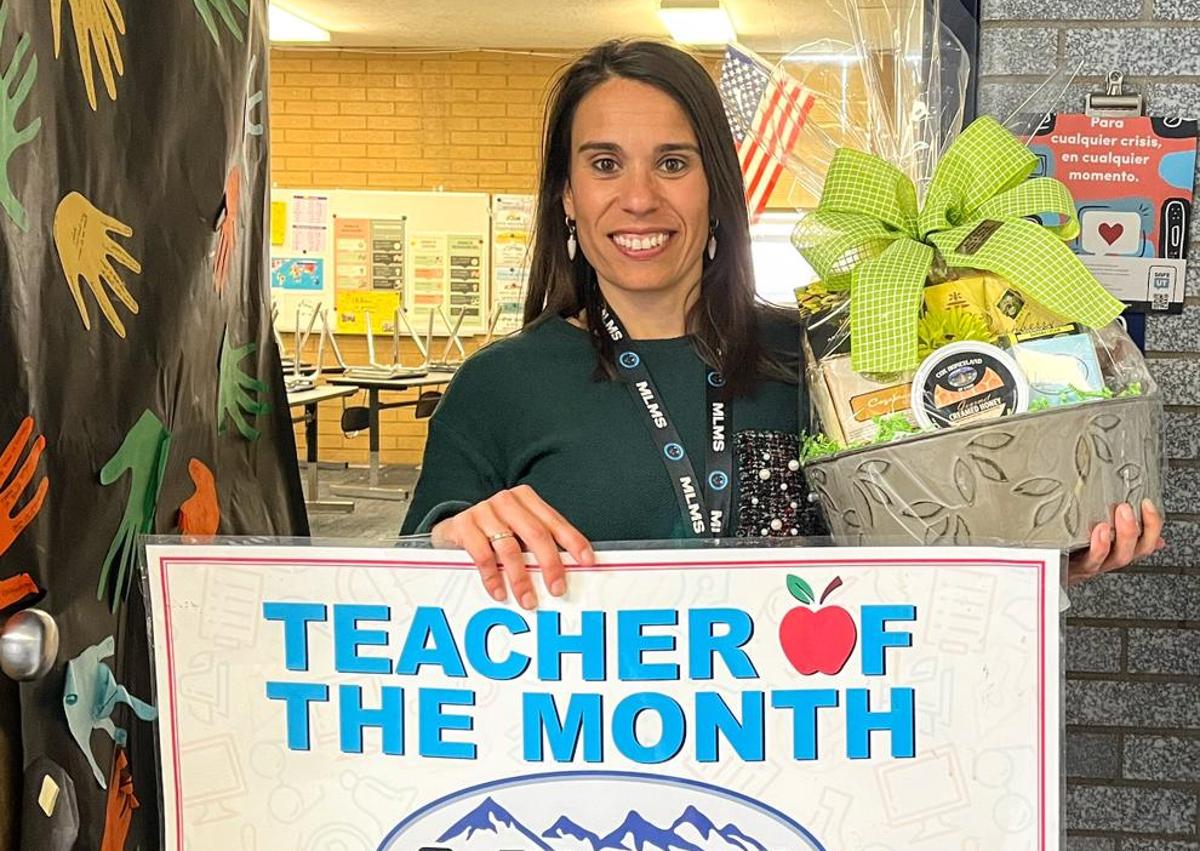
[{"left": 779, "top": 575, "right": 857, "bottom": 675}]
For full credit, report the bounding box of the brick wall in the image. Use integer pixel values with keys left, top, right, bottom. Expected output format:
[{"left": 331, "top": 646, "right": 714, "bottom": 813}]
[
  {"left": 266, "top": 48, "right": 843, "bottom": 196},
  {"left": 269, "top": 50, "right": 565, "bottom": 193},
  {"left": 980, "top": 1, "right": 1200, "bottom": 847}
]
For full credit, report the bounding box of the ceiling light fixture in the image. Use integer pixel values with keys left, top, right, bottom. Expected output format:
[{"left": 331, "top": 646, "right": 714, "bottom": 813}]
[
  {"left": 658, "top": 0, "right": 736, "bottom": 46},
  {"left": 268, "top": 4, "right": 331, "bottom": 42}
]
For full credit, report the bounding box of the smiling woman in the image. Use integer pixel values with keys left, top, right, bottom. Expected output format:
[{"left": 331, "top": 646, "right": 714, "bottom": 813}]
[
  {"left": 401, "top": 40, "right": 825, "bottom": 603},
  {"left": 528, "top": 42, "right": 764, "bottom": 392}
]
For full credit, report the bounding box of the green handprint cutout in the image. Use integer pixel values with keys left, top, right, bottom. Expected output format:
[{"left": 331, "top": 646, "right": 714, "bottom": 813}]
[
  {"left": 193, "top": 0, "right": 247, "bottom": 45},
  {"left": 0, "top": 4, "right": 41, "bottom": 231},
  {"left": 218, "top": 328, "right": 269, "bottom": 441},
  {"left": 98, "top": 410, "right": 171, "bottom": 612}
]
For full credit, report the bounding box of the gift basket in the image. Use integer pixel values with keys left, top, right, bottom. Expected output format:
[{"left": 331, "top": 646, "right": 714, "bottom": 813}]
[{"left": 745, "top": 1, "right": 1164, "bottom": 549}]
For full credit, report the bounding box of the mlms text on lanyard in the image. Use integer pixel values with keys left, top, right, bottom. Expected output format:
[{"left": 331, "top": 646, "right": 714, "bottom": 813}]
[{"left": 601, "top": 305, "right": 732, "bottom": 538}]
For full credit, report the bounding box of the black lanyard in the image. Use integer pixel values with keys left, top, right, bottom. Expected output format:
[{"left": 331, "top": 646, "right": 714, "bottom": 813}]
[{"left": 600, "top": 305, "right": 733, "bottom": 538}]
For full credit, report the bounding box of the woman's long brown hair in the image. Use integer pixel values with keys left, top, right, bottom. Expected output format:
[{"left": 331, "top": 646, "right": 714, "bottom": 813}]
[{"left": 523, "top": 39, "right": 786, "bottom": 397}]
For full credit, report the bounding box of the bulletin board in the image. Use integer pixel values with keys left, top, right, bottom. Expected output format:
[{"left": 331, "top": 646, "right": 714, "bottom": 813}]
[{"left": 268, "top": 189, "right": 491, "bottom": 334}]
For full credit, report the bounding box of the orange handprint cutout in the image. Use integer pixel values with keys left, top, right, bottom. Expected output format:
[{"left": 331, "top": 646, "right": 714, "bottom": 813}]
[
  {"left": 213, "top": 166, "right": 241, "bottom": 293},
  {"left": 0, "top": 417, "right": 48, "bottom": 557},
  {"left": 178, "top": 459, "right": 219, "bottom": 536},
  {"left": 100, "top": 748, "right": 138, "bottom": 851},
  {"left": 54, "top": 191, "right": 143, "bottom": 338},
  {"left": 0, "top": 573, "right": 41, "bottom": 613}
]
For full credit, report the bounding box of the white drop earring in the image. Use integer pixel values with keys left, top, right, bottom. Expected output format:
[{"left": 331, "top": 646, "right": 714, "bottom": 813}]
[
  {"left": 566, "top": 217, "right": 577, "bottom": 261},
  {"left": 707, "top": 218, "right": 719, "bottom": 260}
]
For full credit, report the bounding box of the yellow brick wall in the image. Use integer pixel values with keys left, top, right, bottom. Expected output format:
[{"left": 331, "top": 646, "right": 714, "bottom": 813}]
[
  {"left": 270, "top": 50, "right": 566, "bottom": 194},
  {"left": 268, "top": 47, "right": 863, "bottom": 194}
]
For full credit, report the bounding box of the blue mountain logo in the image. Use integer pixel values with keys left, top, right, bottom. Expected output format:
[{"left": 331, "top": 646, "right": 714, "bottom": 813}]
[
  {"left": 671, "top": 805, "right": 767, "bottom": 850},
  {"left": 436, "top": 796, "right": 554, "bottom": 849},
  {"left": 543, "top": 816, "right": 603, "bottom": 847},
  {"left": 601, "top": 810, "right": 702, "bottom": 849},
  {"left": 434, "top": 797, "right": 769, "bottom": 850}
]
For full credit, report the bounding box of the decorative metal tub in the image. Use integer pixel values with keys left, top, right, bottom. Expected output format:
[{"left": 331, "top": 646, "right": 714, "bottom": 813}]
[{"left": 803, "top": 396, "right": 1163, "bottom": 550}]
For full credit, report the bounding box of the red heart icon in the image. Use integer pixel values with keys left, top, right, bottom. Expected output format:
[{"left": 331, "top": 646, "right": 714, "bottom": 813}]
[{"left": 1098, "top": 222, "right": 1124, "bottom": 245}]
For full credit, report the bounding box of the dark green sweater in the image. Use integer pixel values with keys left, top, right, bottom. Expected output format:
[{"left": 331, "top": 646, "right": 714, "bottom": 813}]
[{"left": 400, "top": 315, "right": 822, "bottom": 541}]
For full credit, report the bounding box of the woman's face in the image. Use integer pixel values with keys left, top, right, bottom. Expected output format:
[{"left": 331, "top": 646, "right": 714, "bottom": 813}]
[{"left": 563, "top": 77, "right": 710, "bottom": 301}]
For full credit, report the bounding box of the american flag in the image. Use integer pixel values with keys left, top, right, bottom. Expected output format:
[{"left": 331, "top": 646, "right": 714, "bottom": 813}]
[{"left": 719, "top": 43, "right": 816, "bottom": 222}]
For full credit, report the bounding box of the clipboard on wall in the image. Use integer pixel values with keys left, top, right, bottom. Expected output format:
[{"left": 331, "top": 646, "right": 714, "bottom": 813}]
[{"left": 1027, "top": 71, "right": 1197, "bottom": 317}]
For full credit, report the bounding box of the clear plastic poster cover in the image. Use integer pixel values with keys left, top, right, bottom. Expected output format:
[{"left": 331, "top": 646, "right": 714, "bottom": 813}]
[{"left": 136, "top": 534, "right": 1067, "bottom": 851}]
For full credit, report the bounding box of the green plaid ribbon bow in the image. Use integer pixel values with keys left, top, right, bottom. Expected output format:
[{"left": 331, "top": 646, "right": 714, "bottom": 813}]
[{"left": 792, "top": 116, "right": 1124, "bottom": 373}]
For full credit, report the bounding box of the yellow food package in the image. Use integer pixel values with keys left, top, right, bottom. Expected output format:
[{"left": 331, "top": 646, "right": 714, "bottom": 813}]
[
  {"left": 814, "top": 355, "right": 918, "bottom": 445},
  {"left": 923, "top": 272, "right": 1064, "bottom": 336}
]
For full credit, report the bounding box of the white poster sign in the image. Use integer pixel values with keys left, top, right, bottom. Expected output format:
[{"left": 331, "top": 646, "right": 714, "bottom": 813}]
[{"left": 145, "top": 544, "right": 1061, "bottom": 850}]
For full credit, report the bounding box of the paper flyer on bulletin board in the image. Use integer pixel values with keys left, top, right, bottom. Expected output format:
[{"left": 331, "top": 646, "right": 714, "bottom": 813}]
[
  {"left": 409, "top": 233, "right": 449, "bottom": 324},
  {"left": 336, "top": 291, "right": 402, "bottom": 334},
  {"left": 145, "top": 542, "right": 1062, "bottom": 851},
  {"left": 335, "top": 217, "right": 405, "bottom": 334},
  {"left": 1030, "top": 114, "right": 1198, "bottom": 313},
  {"left": 334, "top": 218, "right": 371, "bottom": 291},
  {"left": 448, "top": 234, "right": 485, "bottom": 324},
  {"left": 373, "top": 219, "right": 407, "bottom": 291},
  {"left": 270, "top": 257, "right": 324, "bottom": 291},
  {"left": 492, "top": 194, "right": 534, "bottom": 335},
  {"left": 270, "top": 201, "right": 288, "bottom": 246},
  {"left": 291, "top": 194, "right": 330, "bottom": 254}
]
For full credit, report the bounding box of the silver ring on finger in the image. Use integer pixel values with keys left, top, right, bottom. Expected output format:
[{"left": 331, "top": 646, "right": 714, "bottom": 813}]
[{"left": 487, "top": 530, "right": 516, "bottom": 544}]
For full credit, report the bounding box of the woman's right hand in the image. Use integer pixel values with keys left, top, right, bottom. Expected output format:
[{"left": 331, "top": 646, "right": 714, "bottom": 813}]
[{"left": 430, "top": 484, "right": 595, "bottom": 609}]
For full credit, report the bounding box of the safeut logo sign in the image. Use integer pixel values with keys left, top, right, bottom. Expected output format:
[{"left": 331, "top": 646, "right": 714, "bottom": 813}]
[{"left": 776, "top": 574, "right": 916, "bottom": 678}]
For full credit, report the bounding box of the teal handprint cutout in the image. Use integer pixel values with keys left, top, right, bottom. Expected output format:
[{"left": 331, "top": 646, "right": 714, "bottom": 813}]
[
  {"left": 245, "top": 53, "right": 263, "bottom": 138},
  {"left": 98, "top": 410, "right": 171, "bottom": 612},
  {"left": 63, "top": 635, "right": 157, "bottom": 787},
  {"left": 193, "top": 0, "right": 247, "bottom": 45},
  {"left": 0, "top": 4, "right": 41, "bottom": 231},
  {"left": 218, "top": 328, "right": 269, "bottom": 441}
]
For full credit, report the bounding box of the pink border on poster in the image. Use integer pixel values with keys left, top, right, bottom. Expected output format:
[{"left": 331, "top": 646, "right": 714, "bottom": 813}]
[{"left": 156, "top": 553, "right": 1051, "bottom": 850}]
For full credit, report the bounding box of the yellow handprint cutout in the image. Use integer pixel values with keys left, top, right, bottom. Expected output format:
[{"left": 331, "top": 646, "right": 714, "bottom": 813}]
[
  {"left": 53, "top": 192, "right": 142, "bottom": 338},
  {"left": 51, "top": 0, "right": 127, "bottom": 111}
]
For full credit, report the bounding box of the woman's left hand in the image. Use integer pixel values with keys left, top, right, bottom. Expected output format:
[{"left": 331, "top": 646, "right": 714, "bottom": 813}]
[{"left": 1068, "top": 499, "right": 1166, "bottom": 586}]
